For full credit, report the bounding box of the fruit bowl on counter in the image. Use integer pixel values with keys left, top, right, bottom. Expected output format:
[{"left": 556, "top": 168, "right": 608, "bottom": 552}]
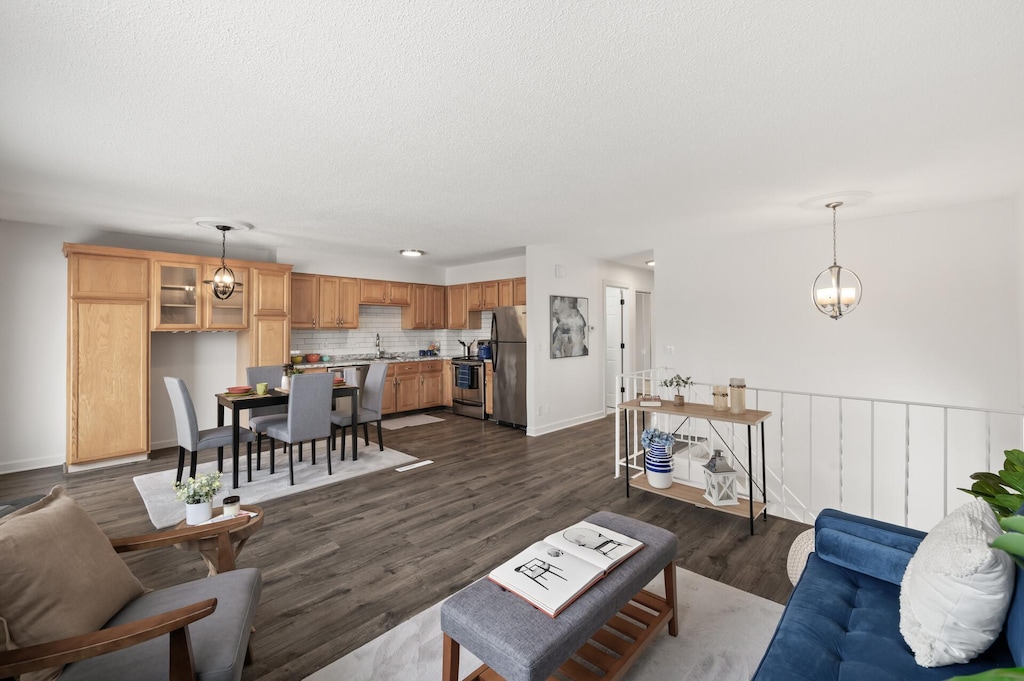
[
  {"left": 304, "top": 353, "right": 321, "bottom": 363},
  {"left": 291, "top": 355, "right": 303, "bottom": 364}
]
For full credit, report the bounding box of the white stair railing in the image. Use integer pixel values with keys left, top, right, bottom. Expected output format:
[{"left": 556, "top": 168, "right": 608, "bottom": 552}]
[{"left": 615, "top": 368, "right": 1024, "bottom": 530}]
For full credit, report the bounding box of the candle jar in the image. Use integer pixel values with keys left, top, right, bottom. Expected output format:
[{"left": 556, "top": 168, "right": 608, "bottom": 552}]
[
  {"left": 712, "top": 385, "right": 729, "bottom": 412},
  {"left": 222, "top": 495, "right": 241, "bottom": 518},
  {"left": 729, "top": 378, "right": 746, "bottom": 415}
]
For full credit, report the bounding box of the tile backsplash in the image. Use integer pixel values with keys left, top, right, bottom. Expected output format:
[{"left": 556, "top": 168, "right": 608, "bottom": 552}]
[{"left": 290, "top": 306, "right": 493, "bottom": 358}]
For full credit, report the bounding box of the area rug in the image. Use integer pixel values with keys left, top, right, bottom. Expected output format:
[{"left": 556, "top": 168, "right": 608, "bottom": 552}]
[
  {"left": 305, "top": 567, "right": 783, "bottom": 681},
  {"left": 381, "top": 413, "right": 445, "bottom": 430},
  {"left": 133, "top": 446, "right": 417, "bottom": 528}
]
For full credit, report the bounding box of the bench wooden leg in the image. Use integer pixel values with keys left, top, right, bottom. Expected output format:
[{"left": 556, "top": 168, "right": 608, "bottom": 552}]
[
  {"left": 443, "top": 633, "right": 460, "bottom": 681},
  {"left": 664, "top": 563, "right": 678, "bottom": 637}
]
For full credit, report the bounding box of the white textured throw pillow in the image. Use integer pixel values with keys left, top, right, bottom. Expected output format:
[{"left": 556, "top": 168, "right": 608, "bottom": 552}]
[{"left": 899, "top": 499, "right": 1014, "bottom": 667}]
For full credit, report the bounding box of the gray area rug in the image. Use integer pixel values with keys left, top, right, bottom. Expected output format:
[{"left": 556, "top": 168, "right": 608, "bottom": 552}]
[
  {"left": 133, "top": 446, "right": 417, "bottom": 528},
  {"left": 306, "top": 567, "right": 783, "bottom": 681},
  {"left": 380, "top": 413, "right": 445, "bottom": 430}
]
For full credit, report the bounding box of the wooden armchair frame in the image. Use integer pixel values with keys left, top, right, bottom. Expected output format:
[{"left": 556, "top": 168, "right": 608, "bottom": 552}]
[{"left": 0, "top": 516, "right": 251, "bottom": 681}]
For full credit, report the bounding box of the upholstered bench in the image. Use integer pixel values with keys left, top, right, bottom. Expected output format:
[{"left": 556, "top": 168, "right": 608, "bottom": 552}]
[{"left": 440, "top": 511, "right": 678, "bottom": 681}]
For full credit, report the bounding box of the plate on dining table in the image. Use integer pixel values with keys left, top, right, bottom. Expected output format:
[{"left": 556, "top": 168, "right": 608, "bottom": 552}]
[{"left": 226, "top": 385, "right": 253, "bottom": 394}]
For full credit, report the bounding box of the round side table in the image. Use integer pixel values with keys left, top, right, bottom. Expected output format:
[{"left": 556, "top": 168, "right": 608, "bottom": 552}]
[{"left": 174, "top": 504, "right": 264, "bottom": 576}]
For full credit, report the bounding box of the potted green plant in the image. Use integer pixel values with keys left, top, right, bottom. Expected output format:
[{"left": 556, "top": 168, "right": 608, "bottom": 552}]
[
  {"left": 660, "top": 374, "right": 693, "bottom": 406},
  {"left": 958, "top": 448, "right": 1024, "bottom": 518},
  {"left": 173, "top": 471, "right": 222, "bottom": 525}
]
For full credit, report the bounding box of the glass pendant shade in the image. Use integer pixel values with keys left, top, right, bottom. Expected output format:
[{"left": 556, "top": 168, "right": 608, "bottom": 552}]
[{"left": 813, "top": 264, "right": 861, "bottom": 319}]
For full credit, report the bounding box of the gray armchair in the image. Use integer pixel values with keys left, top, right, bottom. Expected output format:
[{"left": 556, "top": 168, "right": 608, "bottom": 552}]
[
  {"left": 0, "top": 487, "right": 261, "bottom": 681},
  {"left": 265, "top": 373, "right": 335, "bottom": 485}
]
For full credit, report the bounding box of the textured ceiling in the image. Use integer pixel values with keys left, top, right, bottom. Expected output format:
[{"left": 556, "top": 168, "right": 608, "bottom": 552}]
[{"left": 2, "top": 1, "right": 1023, "bottom": 267}]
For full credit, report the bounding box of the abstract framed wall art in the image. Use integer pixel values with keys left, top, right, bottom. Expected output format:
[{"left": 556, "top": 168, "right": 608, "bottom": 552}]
[{"left": 550, "top": 295, "right": 589, "bottom": 359}]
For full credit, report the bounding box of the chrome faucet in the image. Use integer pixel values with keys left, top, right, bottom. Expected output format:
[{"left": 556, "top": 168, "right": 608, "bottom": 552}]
[{"left": 375, "top": 333, "right": 383, "bottom": 358}]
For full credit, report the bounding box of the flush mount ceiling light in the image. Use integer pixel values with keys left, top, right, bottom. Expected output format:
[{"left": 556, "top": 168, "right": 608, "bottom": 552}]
[
  {"left": 645, "top": 260, "right": 655, "bottom": 267},
  {"left": 196, "top": 220, "right": 252, "bottom": 300},
  {"left": 812, "top": 201, "right": 862, "bottom": 320},
  {"left": 400, "top": 249, "right": 425, "bottom": 257}
]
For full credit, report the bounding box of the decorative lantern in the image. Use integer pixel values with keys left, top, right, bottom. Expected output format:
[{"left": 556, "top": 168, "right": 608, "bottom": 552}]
[{"left": 703, "top": 458, "right": 739, "bottom": 506}]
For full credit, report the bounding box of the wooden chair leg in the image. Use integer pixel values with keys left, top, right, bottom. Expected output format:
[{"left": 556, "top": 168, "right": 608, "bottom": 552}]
[
  {"left": 288, "top": 443, "right": 295, "bottom": 486},
  {"left": 377, "top": 420, "right": 384, "bottom": 451},
  {"left": 665, "top": 562, "right": 678, "bottom": 637}
]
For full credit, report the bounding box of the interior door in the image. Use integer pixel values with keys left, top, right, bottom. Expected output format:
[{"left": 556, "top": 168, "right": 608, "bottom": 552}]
[{"left": 605, "top": 287, "right": 625, "bottom": 409}]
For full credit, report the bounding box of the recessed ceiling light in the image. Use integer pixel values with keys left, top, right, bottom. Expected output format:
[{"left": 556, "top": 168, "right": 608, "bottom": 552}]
[
  {"left": 400, "top": 249, "right": 425, "bottom": 257},
  {"left": 645, "top": 260, "right": 655, "bottom": 267}
]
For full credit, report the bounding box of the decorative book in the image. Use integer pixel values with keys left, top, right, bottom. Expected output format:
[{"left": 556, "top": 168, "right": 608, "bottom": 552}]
[
  {"left": 487, "top": 521, "right": 644, "bottom": 617},
  {"left": 638, "top": 393, "right": 662, "bottom": 407}
]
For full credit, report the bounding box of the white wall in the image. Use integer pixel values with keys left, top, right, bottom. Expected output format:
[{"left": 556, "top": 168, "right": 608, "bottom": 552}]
[
  {"left": 654, "top": 198, "right": 1020, "bottom": 411},
  {"left": 447, "top": 256, "right": 526, "bottom": 284},
  {"left": 525, "top": 246, "right": 654, "bottom": 436}
]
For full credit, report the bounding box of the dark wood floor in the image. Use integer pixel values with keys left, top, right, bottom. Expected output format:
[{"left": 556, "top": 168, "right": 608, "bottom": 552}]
[{"left": 0, "top": 411, "right": 807, "bottom": 680}]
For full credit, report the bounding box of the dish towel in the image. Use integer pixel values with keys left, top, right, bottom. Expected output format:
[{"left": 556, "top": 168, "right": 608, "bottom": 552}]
[{"left": 456, "top": 364, "right": 474, "bottom": 389}]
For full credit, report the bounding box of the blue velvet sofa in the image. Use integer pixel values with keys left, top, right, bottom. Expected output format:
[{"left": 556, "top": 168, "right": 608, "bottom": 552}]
[{"left": 752, "top": 509, "right": 1024, "bottom": 681}]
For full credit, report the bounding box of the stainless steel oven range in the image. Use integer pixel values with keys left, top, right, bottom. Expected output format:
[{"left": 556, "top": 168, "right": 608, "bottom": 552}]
[{"left": 451, "top": 358, "right": 486, "bottom": 419}]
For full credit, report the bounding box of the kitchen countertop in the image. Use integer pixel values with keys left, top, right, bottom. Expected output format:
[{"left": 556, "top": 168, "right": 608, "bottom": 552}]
[{"left": 291, "top": 354, "right": 446, "bottom": 370}]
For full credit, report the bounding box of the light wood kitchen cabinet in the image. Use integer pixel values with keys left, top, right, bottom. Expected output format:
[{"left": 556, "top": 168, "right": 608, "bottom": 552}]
[
  {"left": 318, "top": 276, "right": 360, "bottom": 329},
  {"left": 394, "top": 362, "right": 420, "bottom": 412},
  {"left": 153, "top": 260, "right": 200, "bottom": 330},
  {"left": 442, "top": 360, "right": 453, "bottom": 407},
  {"left": 252, "top": 267, "right": 289, "bottom": 316},
  {"left": 485, "top": 361, "right": 494, "bottom": 415},
  {"left": 498, "top": 279, "right": 514, "bottom": 307},
  {"left": 419, "top": 360, "right": 443, "bottom": 408},
  {"left": 290, "top": 273, "right": 319, "bottom": 329},
  {"left": 203, "top": 263, "right": 248, "bottom": 329},
  {"left": 359, "top": 279, "right": 412, "bottom": 306},
  {"left": 429, "top": 285, "right": 446, "bottom": 329},
  {"left": 467, "top": 282, "right": 484, "bottom": 311},
  {"left": 481, "top": 281, "right": 499, "bottom": 309},
  {"left": 381, "top": 364, "right": 397, "bottom": 415},
  {"left": 447, "top": 284, "right": 482, "bottom": 330},
  {"left": 64, "top": 245, "right": 151, "bottom": 466},
  {"left": 402, "top": 284, "right": 446, "bottom": 330},
  {"left": 246, "top": 315, "right": 290, "bottom": 368},
  {"left": 513, "top": 277, "right": 527, "bottom": 306}
]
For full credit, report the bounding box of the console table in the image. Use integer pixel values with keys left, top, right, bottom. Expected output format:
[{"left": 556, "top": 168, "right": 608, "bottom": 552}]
[{"left": 617, "top": 399, "right": 772, "bottom": 535}]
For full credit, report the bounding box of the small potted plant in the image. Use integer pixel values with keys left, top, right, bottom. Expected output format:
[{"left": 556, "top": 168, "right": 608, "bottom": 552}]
[
  {"left": 660, "top": 374, "right": 693, "bottom": 406},
  {"left": 174, "top": 471, "right": 222, "bottom": 525}
]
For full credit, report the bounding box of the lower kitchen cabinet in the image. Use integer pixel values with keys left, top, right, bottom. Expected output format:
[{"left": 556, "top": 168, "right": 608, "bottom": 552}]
[
  {"left": 383, "top": 361, "right": 444, "bottom": 413},
  {"left": 419, "top": 361, "right": 443, "bottom": 408},
  {"left": 382, "top": 364, "right": 397, "bottom": 415},
  {"left": 395, "top": 363, "right": 420, "bottom": 412},
  {"left": 485, "top": 361, "right": 494, "bottom": 415},
  {"left": 442, "top": 360, "right": 453, "bottom": 407}
]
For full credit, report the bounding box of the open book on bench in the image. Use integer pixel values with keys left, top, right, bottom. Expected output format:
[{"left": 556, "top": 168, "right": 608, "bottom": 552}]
[{"left": 487, "top": 520, "right": 644, "bottom": 617}]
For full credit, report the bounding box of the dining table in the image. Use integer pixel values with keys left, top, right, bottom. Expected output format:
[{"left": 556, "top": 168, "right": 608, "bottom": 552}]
[{"left": 215, "top": 383, "right": 360, "bottom": 489}]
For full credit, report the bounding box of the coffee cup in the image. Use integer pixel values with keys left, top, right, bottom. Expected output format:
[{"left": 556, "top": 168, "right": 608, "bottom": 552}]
[{"left": 256, "top": 382, "right": 269, "bottom": 395}]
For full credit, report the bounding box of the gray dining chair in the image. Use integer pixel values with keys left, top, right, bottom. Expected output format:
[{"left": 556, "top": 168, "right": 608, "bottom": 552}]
[
  {"left": 330, "top": 362, "right": 387, "bottom": 461},
  {"left": 265, "top": 373, "right": 335, "bottom": 485},
  {"left": 164, "top": 376, "right": 255, "bottom": 483},
  {"left": 245, "top": 365, "right": 287, "bottom": 471}
]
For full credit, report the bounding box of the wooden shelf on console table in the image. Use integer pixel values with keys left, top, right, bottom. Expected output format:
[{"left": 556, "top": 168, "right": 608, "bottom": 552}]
[
  {"left": 629, "top": 476, "right": 767, "bottom": 520},
  {"left": 618, "top": 398, "right": 772, "bottom": 534}
]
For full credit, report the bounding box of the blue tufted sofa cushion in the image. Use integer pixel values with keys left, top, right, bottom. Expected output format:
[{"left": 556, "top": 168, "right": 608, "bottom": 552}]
[{"left": 753, "top": 509, "right": 1020, "bottom": 680}]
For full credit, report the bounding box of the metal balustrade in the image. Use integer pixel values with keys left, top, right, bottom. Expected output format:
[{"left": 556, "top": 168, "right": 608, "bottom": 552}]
[{"left": 615, "top": 368, "right": 1024, "bottom": 530}]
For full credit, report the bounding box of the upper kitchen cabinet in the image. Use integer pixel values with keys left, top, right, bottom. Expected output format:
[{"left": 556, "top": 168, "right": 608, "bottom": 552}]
[
  {"left": 153, "top": 259, "right": 200, "bottom": 330},
  {"left": 359, "top": 279, "right": 412, "bottom": 306},
  {"left": 203, "top": 263, "right": 248, "bottom": 330},
  {"left": 447, "top": 284, "right": 482, "bottom": 330},
  {"left": 319, "top": 276, "right": 359, "bottom": 329},
  {"left": 252, "top": 266, "right": 290, "bottom": 317},
  {"left": 401, "top": 284, "right": 446, "bottom": 330},
  {"left": 467, "top": 281, "right": 499, "bottom": 311},
  {"left": 498, "top": 277, "right": 527, "bottom": 307},
  {"left": 513, "top": 277, "right": 527, "bottom": 306},
  {"left": 290, "top": 273, "right": 318, "bottom": 329}
]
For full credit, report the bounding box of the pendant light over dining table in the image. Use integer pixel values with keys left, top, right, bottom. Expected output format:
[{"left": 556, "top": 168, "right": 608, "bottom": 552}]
[
  {"left": 813, "top": 201, "right": 861, "bottom": 320},
  {"left": 197, "top": 221, "right": 250, "bottom": 300}
]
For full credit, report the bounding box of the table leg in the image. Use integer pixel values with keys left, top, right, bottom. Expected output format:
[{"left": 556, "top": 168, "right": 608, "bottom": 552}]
[
  {"left": 624, "top": 407, "right": 630, "bottom": 498},
  {"left": 747, "top": 424, "right": 754, "bottom": 536},
  {"left": 762, "top": 424, "right": 768, "bottom": 522},
  {"left": 351, "top": 389, "right": 359, "bottom": 461},
  {"left": 217, "top": 404, "right": 225, "bottom": 473},
  {"left": 665, "top": 563, "right": 678, "bottom": 637},
  {"left": 233, "top": 404, "right": 241, "bottom": 490},
  {"left": 442, "top": 633, "right": 459, "bottom": 681}
]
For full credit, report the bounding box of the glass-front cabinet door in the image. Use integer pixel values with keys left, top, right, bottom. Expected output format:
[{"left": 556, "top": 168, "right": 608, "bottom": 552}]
[
  {"left": 154, "top": 261, "right": 200, "bottom": 330},
  {"left": 203, "top": 263, "right": 248, "bottom": 330}
]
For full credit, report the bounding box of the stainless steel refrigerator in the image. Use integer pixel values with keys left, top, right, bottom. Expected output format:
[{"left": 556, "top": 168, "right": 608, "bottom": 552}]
[{"left": 490, "top": 305, "right": 528, "bottom": 429}]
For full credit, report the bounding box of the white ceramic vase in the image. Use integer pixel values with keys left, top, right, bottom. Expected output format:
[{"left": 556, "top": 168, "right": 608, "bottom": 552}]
[
  {"left": 185, "top": 500, "right": 213, "bottom": 525},
  {"left": 646, "top": 442, "right": 674, "bottom": 489}
]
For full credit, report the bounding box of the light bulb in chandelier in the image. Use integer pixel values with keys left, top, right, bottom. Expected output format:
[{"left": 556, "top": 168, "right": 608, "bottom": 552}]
[{"left": 812, "top": 202, "right": 861, "bottom": 320}]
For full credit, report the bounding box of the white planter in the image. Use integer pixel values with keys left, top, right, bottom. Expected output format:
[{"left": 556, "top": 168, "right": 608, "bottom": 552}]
[
  {"left": 646, "top": 442, "right": 674, "bottom": 489},
  {"left": 185, "top": 500, "right": 213, "bottom": 525}
]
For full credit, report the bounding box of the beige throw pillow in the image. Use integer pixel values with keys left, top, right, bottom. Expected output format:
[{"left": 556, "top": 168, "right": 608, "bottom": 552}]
[{"left": 0, "top": 486, "right": 145, "bottom": 681}]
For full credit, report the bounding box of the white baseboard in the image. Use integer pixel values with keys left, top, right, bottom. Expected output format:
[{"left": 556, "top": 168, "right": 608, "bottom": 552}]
[
  {"left": 527, "top": 410, "right": 606, "bottom": 437},
  {"left": 0, "top": 453, "right": 64, "bottom": 476}
]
